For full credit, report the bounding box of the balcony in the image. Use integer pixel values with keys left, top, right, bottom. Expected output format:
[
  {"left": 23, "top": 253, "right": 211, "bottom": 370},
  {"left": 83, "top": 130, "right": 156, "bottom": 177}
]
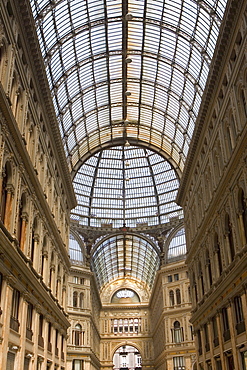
[
  {"left": 38, "top": 335, "right": 44, "bottom": 348},
  {"left": 47, "top": 342, "right": 52, "bottom": 352},
  {"left": 223, "top": 329, "right": 231, "bottom": 342},
  {"left": 10, "top": 316, "right": 20, "bottom": 332},
  {"left": 26, "top": 327, "right": 33, "bottom": 340},
  {"left": 213, "top": 337, "right": 219, "bottom": 347},
  {"left": 236, "top": 321, "right": 245, "bottom": 335}
]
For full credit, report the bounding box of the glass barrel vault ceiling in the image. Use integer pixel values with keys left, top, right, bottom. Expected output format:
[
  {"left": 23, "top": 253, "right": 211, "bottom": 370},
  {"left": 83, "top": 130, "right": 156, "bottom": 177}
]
[
  {"left": 71, "top": 146, "right": 183, "bottom": 228},
  {"left": 91, "top": 234, "right": 160, "bottom": 289},
  {"left": 30, "top": 0, "right": 228, "bottom": 175}
]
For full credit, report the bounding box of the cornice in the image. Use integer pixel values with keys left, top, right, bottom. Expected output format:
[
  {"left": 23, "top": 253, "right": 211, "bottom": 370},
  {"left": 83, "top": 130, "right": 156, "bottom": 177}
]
[
  {"left": 13, "top": 0, "right": 76, "bottom": 210},
  {"left": 177, "top": 0, "right": 245, "bottom": 205}
]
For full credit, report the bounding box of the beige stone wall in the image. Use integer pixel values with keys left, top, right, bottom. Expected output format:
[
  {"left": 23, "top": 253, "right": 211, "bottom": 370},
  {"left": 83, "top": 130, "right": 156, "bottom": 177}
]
[
  {"left": 178, "top": 1, "right": 247, "bottom": 369},
  {"left": 0, "top": 0, "right": 76, "bottom": 368}
]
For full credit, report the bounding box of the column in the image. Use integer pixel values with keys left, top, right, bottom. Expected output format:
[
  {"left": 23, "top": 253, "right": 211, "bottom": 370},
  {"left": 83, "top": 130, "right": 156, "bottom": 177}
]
[
  {"left": 0, "top": 279, "right": 13, "bottom": 370},
  {"left": 19, "top": 213, "right": 28, "bottom": 252}
]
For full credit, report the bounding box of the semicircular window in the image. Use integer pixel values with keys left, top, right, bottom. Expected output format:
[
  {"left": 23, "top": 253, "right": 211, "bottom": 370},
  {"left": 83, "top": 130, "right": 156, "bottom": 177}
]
[
  {"left": 71, "top": 146, "right": 183, "bottom": 229},
  {"left": 111, "top": 289, "right": 140, "bottom": 304},
  {"left": 167, "top": 227, "right": 187, "bottom": 263},
  {"left": 91, "top": 234, "right": 160, "bottom": 290}
]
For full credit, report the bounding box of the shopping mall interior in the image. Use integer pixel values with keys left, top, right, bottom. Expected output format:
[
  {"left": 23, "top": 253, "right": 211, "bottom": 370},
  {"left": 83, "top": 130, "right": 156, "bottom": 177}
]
[{"left": 0, "top": 0, "right": 247, "bottom": 369}]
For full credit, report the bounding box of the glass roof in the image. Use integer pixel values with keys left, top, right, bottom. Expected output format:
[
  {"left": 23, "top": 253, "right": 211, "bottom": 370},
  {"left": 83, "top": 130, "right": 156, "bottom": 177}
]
[
  {"left": 30, "top": 0, "right": 227, "bottom": 175},
  {"left": 71, "top": 145, "right": 183, "bottom": 228},
  {"left": 91, "top": 234, "right": 160, "bottom": 290}
]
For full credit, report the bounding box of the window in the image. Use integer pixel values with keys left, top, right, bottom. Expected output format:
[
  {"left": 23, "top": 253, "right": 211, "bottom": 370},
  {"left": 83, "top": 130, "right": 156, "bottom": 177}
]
[
  {"left": 197, "top": 330, "right": 202, "bottom": 355},
  {"left": 234, "top": 296, "right": 245, "bottom": 334},
  {"left": 10, "top": 289, "right": 20, "bottom": 332},
  {"left": 73, "top": 291, "right": 78, "bottom": 307},
  {"left": 204, "top": 323, "right": 210, "bottom": 352},
  {"left": 199, "top": 263, "right": 204, "bottom": 296},
  {"left": 214, "top": 234, "right": 223, "bottom": 276},
  {"left": 73, "top": 324, "right": 84, "bottom": 346},
  {"left": 222, "top": 307, "right": 230, "bottom": 341},
  {"left": 225, "top": 214, "right": 235, "bottom": 262},
  {"left": 171, "top": 321, "right": 184, "bottom": 343},
  {"left": 38, "top": 314, "right": 44, "bottom": 347},
  {"left": 173, "top": 356, "right": 185, "bottom": 370},
  {"left": 206, "top": 249, "right": 213, "bottom": 286},
  {"left": 26, "top": 303, "right": 33, "bottom": 340},
  {"left": 176, "top": 289, "right": 181, "bottom": 304},
  {"left": 212, "top": 316, "right": 219, "bottom": 347},
  {"left": 241, "top": 350, "right": 247, "bottom": 370},
  {"left": 79, "top": 293, "right": 84, "bottom": 308},
  {"left": 73, "top": 360, "right": 83, "bottom": 370},
  {"left": 73, "top": 276, "right": 79, "bottom": 284},
  {"left": 174, "top": 274, "right": 179, "bottom": 281},
  {"left": 169, "top": 290, "right": 175, "bottom": 306},
  {"left": 168, "top": 275, "right": 173, "bottom": 282},
  {"left": 47, "top": 323, "right": 52, "bottom": 352},
  {"left": 238, "top": 188, "right": 247, "bottom": 242}
]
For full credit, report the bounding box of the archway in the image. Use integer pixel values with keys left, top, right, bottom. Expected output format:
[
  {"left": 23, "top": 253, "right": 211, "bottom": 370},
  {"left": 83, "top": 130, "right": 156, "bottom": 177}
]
[{"left": 113, "top": 345, "right": 142, "bottom": 370}]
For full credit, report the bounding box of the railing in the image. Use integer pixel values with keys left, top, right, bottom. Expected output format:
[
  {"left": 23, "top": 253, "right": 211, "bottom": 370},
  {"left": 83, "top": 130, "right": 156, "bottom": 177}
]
[
  {"left": 10, "top": 316, "right": 20, "bottom": 332},
  {"left": 213, "top": 337, "right": 219, "bottom": 347},
  {"left": 223, "top": 329, "right": 231, "bottom": 342},
  {"left": 38, "top": 335, "right": 44, "bottom": 348},
  {"left": 26, "top": 327, "right": 33, "bottom": 340},
  {"left": 47, "top": 342, "right": 52, "bottom": 352},
  {"left": 236, "top": 321, "right": 245, "bottom": 335}
]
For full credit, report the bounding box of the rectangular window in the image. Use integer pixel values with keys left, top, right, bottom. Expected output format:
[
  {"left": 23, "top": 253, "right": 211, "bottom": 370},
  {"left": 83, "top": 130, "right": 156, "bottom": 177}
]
[
  {"left": 222, "top": 307, "right": 230, "bottom": 341},
  {"left": 10, "top": 289, "right": 20, "bottom": 332},
  {"left": 26, "top": 303, "right": 33, "bottom": 340},
  {"left": 168, "top": 275, "right": 173, "bottom": 282},
  {"left": 6, "top": 352, "right": 15, "bottom": 370},
  {"left": 174, "top": 274, "right": 179, "bottom": 281},
  {"left": 234, "top": 296, "right": 245, "bottom": 334},
  {"left": 241, "top": 350, "right": 247, "bottom": 370},
  {"left": 212, "top": 316, "right": 219, "bottom": 347},
  {"left": 73, "top": 360, "right": 83, "bottom": 370},
  {"left": 173, "top": 356, "right": 185, "bottom": 370},
  {"left": 204, "top": 324, "right": 210, "bottom": 352}
]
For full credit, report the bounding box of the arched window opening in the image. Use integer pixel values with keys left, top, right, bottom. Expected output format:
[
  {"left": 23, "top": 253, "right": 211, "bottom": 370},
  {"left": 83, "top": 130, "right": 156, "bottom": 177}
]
[
  {"left": 198, "top": 262, "right": 205, "bottom": 297},
  {"left": 73, "top": 291, "right": 78, "bottom": 308},
  {"left": 169, "top": 290, "right": 175, "bottom": 306},
  {"left": 238, "top": 188, "right": 247, "bottom": 243},
  {"left": 192, "top": 273, "right": 198, "bottom": 304},
  {"left": 30, "top": 217, "right": 38, "bottom": 262},
  {"left": 225, "top": 214, "right": 235, "bottom": 262},
  {"left": 176, "top": 289, "right": 181, "bottom": 305},
  {"left": 241, "top": 90, "right": 247, "bottom": 117},
  {"left": 206, "top": 249, "right": 213, "bottom": 286},
  {"left": 172, "top": 321, "right": 184, "bottom": 343},
  {"left": 113, "top": 345, "right": 142, "bottom": 370},
  {"left": 214, "top": 233, "right": 222, "bottom": 276},
  {"left": 1, "top": 162, "right": 12, "bottom": 227},
  {"left": 73, "top": 324, "right": 83, "bottom": 346}
]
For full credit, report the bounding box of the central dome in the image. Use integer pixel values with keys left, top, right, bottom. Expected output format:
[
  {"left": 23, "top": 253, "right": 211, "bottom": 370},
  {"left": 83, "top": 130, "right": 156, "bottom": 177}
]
[{"left": 71, "top": 146, "right": 183, "bottom": 229}]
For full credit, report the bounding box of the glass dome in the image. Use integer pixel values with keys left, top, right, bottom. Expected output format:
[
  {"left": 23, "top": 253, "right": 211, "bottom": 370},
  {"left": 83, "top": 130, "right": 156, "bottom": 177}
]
[{"left": 71, "top": 145, "right": 183, "bottom": 228}]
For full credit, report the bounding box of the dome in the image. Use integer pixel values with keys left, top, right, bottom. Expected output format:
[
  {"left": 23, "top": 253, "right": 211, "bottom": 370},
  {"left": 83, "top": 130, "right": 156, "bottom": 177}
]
[{"left": 71, "top": 146, "right": 183, "bottom": 229}]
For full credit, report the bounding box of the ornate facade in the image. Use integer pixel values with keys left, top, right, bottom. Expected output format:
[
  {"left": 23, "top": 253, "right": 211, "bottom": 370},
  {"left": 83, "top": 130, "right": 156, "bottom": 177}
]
[{"left": 1, "top": 0, "right": 247, "bottom": 369}]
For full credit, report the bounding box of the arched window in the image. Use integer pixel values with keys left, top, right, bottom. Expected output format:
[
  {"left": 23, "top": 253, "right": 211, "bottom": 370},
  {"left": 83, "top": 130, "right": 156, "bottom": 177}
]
[
  {"left": 198, "top": 262, "right": 204, "bottom": 296},
  {"left": 73, "top": 324, "right": 83, "bottom": 346},
  {"left": 176, "top": 289, "right": 181, "bottom": 305},
  {"left": 73, "top": 291, "right": 78, "bottom": 308},
  {"left": 1, "top": 162, "right": 12, "bottom": 227},
  {"left": 169, "top": 290, "right": 175, "bottom": 306},
  {"left": 238, "top": 188, "right": 247, "bottom": 243},
  {"left": 172, "top": 321, "right": 184, "bottom": 343},
  {"left": 225, "top": 213, "right": 235, "bottom": 262},
  {"left": 206, "top": 249, "right": 213, "bottom": 286},
  {"left": 214, "top": 233, "right": 222, "bottom": 276},
  {"left": 192, "top": 272, "right": 198, "bottom": 303}
]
